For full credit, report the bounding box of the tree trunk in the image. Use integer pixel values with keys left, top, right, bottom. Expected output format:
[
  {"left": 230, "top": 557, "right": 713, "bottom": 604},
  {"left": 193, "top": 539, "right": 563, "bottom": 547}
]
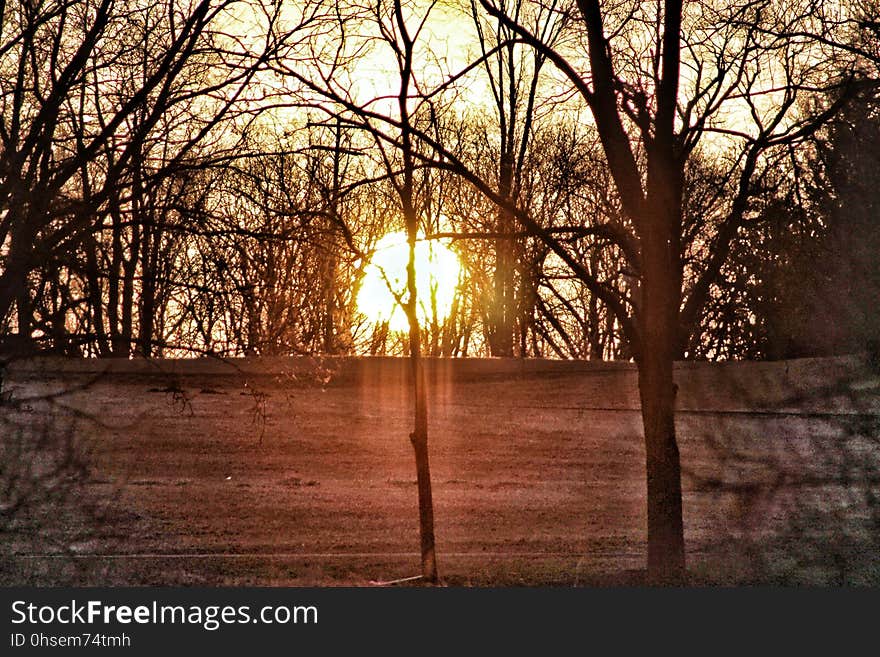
[
  {"left": 322, "top": 252, "right": 338, "bottom": 354},
  {"left": 637, "top": 239, "right": 686, "bottom": 584},
  {"left": 396, "top": 8, "right": 438, "bottom": 581},
  {"left": 138, "top": 275, "right": 156, "bottom": 358},
  {"left": 0, "top": 211, "right": 38, "bottom": 342},
  {"left": 0, "top": 261, "right": 27, "bottom": 336},
  {"left": 638, "top": 352, "right": 685, "bottom": 584},
  {"left": 107, "top": 204, "right": 125, "bottom": 356},
  {"left": 489, "top": 228, "right": 516, "bottom": 357},
  {"left": 84, "top": 233, "right": 111, "bottom": 357},
  {"left": 409, "top": 351, "right": 438, "bottom": 583},
  {"left": 490, "top": 148, "right": 516, "bottom": 357},
  {"left": 405, "top": 237, "right": 439, "bottom": 583},
  {"left": 138, "top": 206, "right": 157, "bottom": 358}
]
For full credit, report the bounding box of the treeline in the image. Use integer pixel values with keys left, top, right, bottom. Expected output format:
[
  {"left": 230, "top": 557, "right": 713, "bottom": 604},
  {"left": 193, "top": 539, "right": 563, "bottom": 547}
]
[{"left": 0, "top": 0, "right": 877, "bottom": 361}]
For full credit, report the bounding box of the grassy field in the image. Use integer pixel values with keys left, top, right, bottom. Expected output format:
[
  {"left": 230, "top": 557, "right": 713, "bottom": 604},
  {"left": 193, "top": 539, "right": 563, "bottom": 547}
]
[{"left": 2, "top": 355, "right": 878, "bottom": 586}]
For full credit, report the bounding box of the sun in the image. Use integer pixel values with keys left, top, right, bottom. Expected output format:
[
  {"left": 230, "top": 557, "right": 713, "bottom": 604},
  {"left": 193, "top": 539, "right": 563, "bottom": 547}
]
[{"left": 357, "top": 231, "right": 461, "bottom": 332}]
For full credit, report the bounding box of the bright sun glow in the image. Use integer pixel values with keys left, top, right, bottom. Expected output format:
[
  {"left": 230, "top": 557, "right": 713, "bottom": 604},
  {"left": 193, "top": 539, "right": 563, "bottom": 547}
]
[{"left": 357, "top": 231, "right": 461, "bottom": 332}]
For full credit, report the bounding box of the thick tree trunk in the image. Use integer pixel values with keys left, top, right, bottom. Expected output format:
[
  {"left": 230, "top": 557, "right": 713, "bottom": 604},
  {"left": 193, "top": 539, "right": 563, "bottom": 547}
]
[
  {"left": 15, "top": 278, "right": 31, "bottom": 343},
  {"left": 0, "top": 213, "right": 38, "bottom": 341},
  {"left": 0, "top": 264, "right": 26, "bottom": 334},
  {"left": 638, "top": 349, "right": 685, "bottom": 584},
  {"left": 489, "top": 229, "right": 516, "bottom": 357},
  {"left": 637, "top": 236, "right": 686, "bottom": 584}
]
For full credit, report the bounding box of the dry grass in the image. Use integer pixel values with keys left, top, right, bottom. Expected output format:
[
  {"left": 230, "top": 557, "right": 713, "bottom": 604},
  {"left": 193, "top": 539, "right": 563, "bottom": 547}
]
[{"left": 2, "top": 356, "right": 878, "bottom": 585}]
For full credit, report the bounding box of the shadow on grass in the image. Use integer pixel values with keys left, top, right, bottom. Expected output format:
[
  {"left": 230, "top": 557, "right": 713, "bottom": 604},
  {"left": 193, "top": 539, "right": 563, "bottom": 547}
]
[{"left": 680, "top": 354, "right": 880, "bottom": 585}]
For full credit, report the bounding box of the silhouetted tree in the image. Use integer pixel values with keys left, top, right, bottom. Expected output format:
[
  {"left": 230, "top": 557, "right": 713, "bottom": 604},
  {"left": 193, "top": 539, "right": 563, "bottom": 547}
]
[
  {"left": 466, "top": 0, "right": 568, "bottom": 356},
  {"left": 0, "top": 0, "right": 289, "bottom": 355},
  {"left": 474, "top": 0, "right": 855, "bottom": 582},
  {"left": 758, "top": 85, "right": 880, "bottom": 360}
]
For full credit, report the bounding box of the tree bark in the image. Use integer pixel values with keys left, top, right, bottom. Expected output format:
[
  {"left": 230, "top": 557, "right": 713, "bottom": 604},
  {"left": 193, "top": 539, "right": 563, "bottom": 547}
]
[
  {"left": 638, "top": 353, "right": 685, "bottom": 584},
  {"left": 408, "top": 346, "right": 438, "bottom": 583},
  {"left": 0, "top": 207, "right": 39, "bottom": 341},
  {"left": 637, "top": 230, "right": 686, "bottom": 584},
  {"left": 138, "top": 223, "right": 156, "bottom": 358},
  {"left": 489, "top": 202, "right": 516, "bottom": 357},
  {"left": 81, "top": 229, "right": 111, "bottom": 356},
  {"left": 406, "top": 234, "right": 439, "bottom": 583}
]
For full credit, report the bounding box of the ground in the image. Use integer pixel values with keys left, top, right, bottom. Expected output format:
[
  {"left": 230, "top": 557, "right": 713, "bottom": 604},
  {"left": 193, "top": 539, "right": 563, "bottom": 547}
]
[{"left": 1, "top": 355, "right": 878, "bottom": 586}]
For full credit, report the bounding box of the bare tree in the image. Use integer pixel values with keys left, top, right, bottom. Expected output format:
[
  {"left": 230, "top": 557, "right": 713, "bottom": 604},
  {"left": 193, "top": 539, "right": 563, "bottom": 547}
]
[
  {"left": 472, "top": 0, "right": 857, "bottom": 582},
  {"left": 465, "top": 0, "right": 568, "bottom": 356},
  {"left": 0, "top": 0, "right": 291, "bottom": 355},
  {"left": 370, "top": 0, "right": 440, "bottom": 583},
  {"left": 297, "top": 0, "right": 859, "bottom": 582}
]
